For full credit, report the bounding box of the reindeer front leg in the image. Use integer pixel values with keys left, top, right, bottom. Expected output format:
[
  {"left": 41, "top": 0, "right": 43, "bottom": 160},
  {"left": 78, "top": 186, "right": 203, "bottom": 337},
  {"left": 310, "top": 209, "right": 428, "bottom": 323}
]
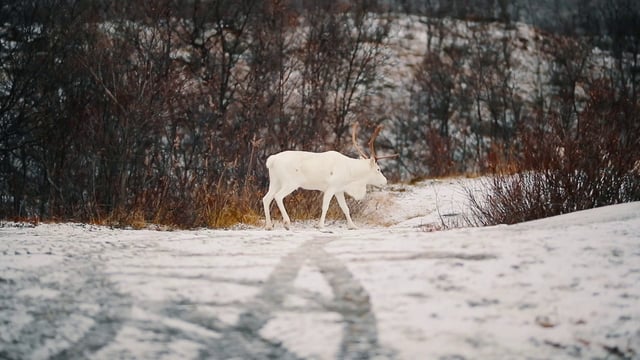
[
  {"left": 335, "top": 192, "right": 357, "bottom": 229},
  {"left": 318, "top": 191, "right": 335, "bottom": 229}
]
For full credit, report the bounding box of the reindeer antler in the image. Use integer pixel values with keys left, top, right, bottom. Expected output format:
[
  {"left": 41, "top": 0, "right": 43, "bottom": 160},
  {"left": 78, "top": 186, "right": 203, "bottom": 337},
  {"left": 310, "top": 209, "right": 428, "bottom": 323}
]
[
  {"left": 352, "top": 122, "right": 369, "bottom": 159},
  {"left": 367, "top": 124, "right": 399, "bottom": 161},
  {"left": 367, "top": 125, "right": 383, "bottom": 160}
]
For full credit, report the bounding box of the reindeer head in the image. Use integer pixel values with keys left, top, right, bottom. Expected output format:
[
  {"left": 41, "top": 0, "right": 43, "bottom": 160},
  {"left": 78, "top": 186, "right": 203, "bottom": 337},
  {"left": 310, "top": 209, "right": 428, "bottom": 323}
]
[{"left": 351, "top": 121, "right": 398, "bottom": 187}]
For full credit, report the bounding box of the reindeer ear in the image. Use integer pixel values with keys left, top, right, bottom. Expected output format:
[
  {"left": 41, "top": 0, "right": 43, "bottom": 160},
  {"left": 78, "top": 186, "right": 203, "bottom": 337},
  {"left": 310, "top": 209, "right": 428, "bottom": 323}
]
[{"left": 369, "top": 158, "right": 376, "bottom": 167}]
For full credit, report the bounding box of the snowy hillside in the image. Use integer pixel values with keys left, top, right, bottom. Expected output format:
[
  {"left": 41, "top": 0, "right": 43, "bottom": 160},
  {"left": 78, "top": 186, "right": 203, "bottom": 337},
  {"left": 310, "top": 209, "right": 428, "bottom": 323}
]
[
  {"left": 377, "top": 15, "right": 612, "bottom": 116},
  {"left": 2, "top": 179, "right": 639, "bottom": 359}
]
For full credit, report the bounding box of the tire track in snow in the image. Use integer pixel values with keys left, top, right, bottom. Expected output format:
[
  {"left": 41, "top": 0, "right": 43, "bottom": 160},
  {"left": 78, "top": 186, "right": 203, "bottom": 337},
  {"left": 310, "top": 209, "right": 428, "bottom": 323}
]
[
  {"left": 1, "top": 232, "right": 392, "bottom": 359},
  {"left": 0, "top": 257, "right": 130, "bottom": 360},
  {"left": 223, "top": 236, "right": 394, "bottom": 359}
]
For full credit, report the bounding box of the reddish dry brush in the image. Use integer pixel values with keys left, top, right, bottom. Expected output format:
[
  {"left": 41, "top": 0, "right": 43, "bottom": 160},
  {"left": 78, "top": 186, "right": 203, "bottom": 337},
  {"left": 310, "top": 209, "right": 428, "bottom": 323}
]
[{"left": 469, "top": 80, "right": 640, "bottom": 225}]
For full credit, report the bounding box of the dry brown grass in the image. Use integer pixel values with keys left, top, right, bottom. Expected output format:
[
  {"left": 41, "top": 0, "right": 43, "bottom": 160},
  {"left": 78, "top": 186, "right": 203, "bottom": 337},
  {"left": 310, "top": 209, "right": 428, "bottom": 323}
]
[
  {"left": 71, "top": 180, "right": 389, "bottom": 230},
  {"left": 84, "top": 181, "right": 263, "bottom": 230}
]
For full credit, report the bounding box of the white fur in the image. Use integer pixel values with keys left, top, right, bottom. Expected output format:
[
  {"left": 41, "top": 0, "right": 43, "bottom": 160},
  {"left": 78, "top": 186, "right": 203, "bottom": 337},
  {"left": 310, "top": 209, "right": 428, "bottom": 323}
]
[{"left": 263, "top": 150, "right": 387, "bottom": 230}]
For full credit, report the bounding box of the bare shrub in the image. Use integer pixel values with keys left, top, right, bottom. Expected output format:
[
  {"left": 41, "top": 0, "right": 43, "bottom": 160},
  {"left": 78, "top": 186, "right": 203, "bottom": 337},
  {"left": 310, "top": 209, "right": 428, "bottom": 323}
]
[
  {"left": 0, "top": 1, "right": 390, "bottom": 229},
  {"left": 470, "top": 80, "right": 640, "bottom": 225}
]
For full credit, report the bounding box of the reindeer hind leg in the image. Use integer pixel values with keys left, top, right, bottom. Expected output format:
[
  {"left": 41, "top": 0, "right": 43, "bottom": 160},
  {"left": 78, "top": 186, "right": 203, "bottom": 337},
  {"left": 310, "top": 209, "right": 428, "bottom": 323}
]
[
  {"left": 273, "top": 184, "right": 297, "bottom": 230},
  {"left": 263, "top": 177, "right": 281, "bottom": 230}
]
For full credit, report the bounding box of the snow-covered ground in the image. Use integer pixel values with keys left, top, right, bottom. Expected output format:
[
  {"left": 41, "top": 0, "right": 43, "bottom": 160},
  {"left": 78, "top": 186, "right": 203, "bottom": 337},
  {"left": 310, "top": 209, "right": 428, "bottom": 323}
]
[{"left": 1, "top": 179, "right": 639, "bottom": 359}]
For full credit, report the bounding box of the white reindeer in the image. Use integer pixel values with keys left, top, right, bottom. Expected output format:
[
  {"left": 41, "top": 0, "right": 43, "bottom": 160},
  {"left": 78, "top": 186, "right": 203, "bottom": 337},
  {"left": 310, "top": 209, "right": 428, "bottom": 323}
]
[{"left": 263, "top": 122, "right": 396, "bottom": 230}]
